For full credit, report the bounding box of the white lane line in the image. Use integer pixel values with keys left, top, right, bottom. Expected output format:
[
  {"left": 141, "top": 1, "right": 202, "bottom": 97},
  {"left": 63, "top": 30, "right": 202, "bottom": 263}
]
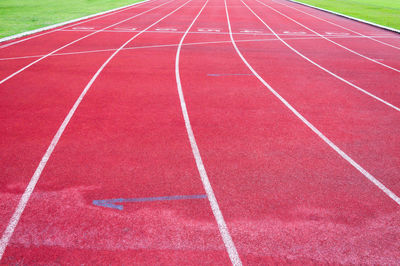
[
  {"left": 0, "top": 0, "right": 195, "bottom": 259},
  {"left": 155, "top": 27, "right": 178, "bottom": 31},
  {"left": 175, "top": 0, "right": 242, "bottom": 265},
  {"left": 283, "top": 30, "right": 306, "bottom": 34},
  {"left": 0, "top": 0, "right": 154, "bottom": 49},
  {"left": 325, "top": 32, "right": 350, "bottom": 35},
  {"left": 273, "top": 0, "right": 400, "bottom": 50},
  {"left": 60, "top": 27, "right": 396, "bottom": 38},
  {"left": 0, "top": 0, "right": 174, "bottom": 86},
  {"left": 255, "top": 0, "right": 400, "bottom": 73},
  {"left": 240, "top": 29, "right": 263, "bottom": 33},
  {"left": 198, "top": 28, "right": 221, "bottom": 32},
  {"left": 1, "top": 34, "right": 397, "bottom": 62},
  {"left": 225, "top": 0, "right": 400, "bottom": 207},
  {"left": 240, "top": 0, "right": 400, "bottom": 112},
  {"left": 114, "top": 27, "right": 138, "bottom": 31}
]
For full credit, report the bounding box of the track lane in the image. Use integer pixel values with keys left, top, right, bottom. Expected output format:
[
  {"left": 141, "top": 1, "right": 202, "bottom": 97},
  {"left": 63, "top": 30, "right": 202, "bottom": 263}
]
[
  {"left": 1, "top": 0, "right": 236, "bottom": 263},
  {"left": 0, "top": 0, "right": 189, "bottom": 203},
  {"left": 175, "top": 0, "right": 242, "bottom": 263},
  {"left": 230, "top": 0, "right": 400, "bottom": 198},
  {"left": 0, "top": 51, "right": 116, "bottom": 237},
  {"left": 1, "top": 0, "right": 400, "bottom": 264},
  {"left": 172, "top": 0, "right": 400, "bottom": 262},
  {"left": 254, "top": 0, "right": 400, "bottom": 72},
  {"left": 237, "top": 0, "right": 400, "bottom": 111},
  {"left": 0, "top": 0, "right": 216, "bottom": 259}
]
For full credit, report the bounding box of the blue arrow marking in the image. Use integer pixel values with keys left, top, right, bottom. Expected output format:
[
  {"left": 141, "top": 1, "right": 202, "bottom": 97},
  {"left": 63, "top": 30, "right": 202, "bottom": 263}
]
[
  {"left": 93, "top": 194, "right": 207, "bottom": 210},
  {"left": 207, "top": 73, "right": 253, "bottom": 77}
]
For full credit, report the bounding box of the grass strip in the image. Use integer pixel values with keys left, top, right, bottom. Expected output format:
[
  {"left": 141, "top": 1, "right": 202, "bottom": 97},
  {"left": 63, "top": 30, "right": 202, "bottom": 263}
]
[
  {"left": 0, "top": 0, "right": 144, "bottom": 38},
  {"left": 292, "top": 0, "right": 400, "bottom": 30}
]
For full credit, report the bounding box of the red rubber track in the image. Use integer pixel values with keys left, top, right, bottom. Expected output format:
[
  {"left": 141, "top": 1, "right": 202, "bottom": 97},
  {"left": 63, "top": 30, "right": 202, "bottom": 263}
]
[
  {"left": 0, "top": 0, "right": 232, "bottom": 264},
  {"left": 0, "top": 0, "right": 170, "bottom": 81},
  {"left": 0, "top": 0, "right": 399, "bottom": 263},
  {"left": 247, "top": 0, "right": 400, "bottom": 101},
  {"left": 229, "top": 0, "right": 400, "bottom": 194},
  {"left": 179, "top": 0, "right": 400, "bottom": 263},
  {"left": 0, "top": 0, "right": 187, "bottom": 229}
]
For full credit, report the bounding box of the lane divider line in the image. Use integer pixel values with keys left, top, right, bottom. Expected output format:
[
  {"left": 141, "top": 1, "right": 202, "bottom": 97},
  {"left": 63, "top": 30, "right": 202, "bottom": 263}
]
[
  {"left": 175, "top": 0, "right": 242, "bottom": 265},
  {"left": 0, "top": 35, "right": 396, "bottom": 62},
  {"left": 72, "top": 27, "right": 95, "bottom": 30},
  {"left": 275, "top": 0, "right": 400, "bottom": 50},
  {"left": 58, "top": 27, "right": 398, "bottom": 40},
  {"left": 1, "top": 34, "right": 396, "bottom": 62},
  {"left": 255, "top": 0, "right": 400, "bottom": 73},
  {"left": 225, "top": 0, "right": 400, "bottom": 208},
  {"left": 0, "top": 0, "right": 196, "bottom": 259},
  {"left": 0, "top": 0, "right": 154, "bottom": 48},
  {"left": 114, "top": 27, "right": 138, "bottom": 31},
  {"left": 0, "top": 0, "right": 174, "bottom": 86},
  {"left": 240, "top": 0, "right": 400, "bottom": 112}
]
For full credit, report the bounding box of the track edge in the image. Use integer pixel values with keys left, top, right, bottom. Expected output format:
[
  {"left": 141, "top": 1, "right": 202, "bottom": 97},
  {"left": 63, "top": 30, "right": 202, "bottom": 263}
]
[{"left": 287, "top": 0, "right": 400, "bottom": 34}]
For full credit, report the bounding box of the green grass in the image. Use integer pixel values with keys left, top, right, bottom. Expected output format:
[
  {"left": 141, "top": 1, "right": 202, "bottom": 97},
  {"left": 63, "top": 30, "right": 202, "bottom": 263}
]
[
  {"left": 294, "top": 0, "right": 400, "bottom": 30},
  {"left": 0, "top": 0, "right": 144, "bottom": 38}
]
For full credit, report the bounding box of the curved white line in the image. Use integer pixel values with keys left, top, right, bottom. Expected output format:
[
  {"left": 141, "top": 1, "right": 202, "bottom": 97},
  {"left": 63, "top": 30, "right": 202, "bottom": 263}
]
[
  {"left": 224, "top": 0, "right": 400, "bottom": 207},
  {"left": 0, "top": 0, "right": 174, "bottom": 86},
  {"left": 0, "top": 0, "right": 155, "bottom": 48},
  {"left": 175, "top": 0, "right": 242, "bottom": 265},
  {"left": 240, "top": 0, "right": 400, "bottom": 112},
  {"left": 275, "top": 0, "right": 400, "bottom": 50},
  {"left": 0, "top": 0, "right": 194, "bottom": 259},
  {"left": 255, "top": 0, "right": 400, "bottom": 73}
]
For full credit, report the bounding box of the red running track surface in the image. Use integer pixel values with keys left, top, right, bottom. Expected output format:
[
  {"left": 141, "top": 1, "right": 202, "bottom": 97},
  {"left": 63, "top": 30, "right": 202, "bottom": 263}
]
[{"left": 0, "top": 0, "right": 399, "bottom": 264}]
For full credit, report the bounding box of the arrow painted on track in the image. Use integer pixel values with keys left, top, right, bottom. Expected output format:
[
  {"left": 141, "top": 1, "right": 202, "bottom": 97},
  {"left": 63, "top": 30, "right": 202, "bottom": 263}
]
[{"left": 93, "top": 194, "right": 207, "bottom": 210}]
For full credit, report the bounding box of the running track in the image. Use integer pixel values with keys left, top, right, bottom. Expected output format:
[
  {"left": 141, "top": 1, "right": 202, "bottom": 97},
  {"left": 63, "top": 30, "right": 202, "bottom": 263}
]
[{"left": 0, "top": 0, "right": 399, "bottom": 264}]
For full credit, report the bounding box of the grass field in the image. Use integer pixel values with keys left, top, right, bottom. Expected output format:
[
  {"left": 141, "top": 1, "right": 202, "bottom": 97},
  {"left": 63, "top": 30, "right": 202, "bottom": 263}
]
[
  {"left": 0, "top": 0, "right": 144, "bottom": 38},
  {"left": 294, "top": 0, "right": 400, "bottom": 30},
  {"left": 0, "top": 0, "right": 398, "bottom": 40}
]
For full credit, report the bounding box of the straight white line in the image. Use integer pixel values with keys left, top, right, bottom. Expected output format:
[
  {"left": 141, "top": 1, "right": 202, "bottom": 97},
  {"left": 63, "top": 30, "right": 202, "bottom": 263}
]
[
  {"left": 61, "top": 27, "right": 396, "bottom": 38},
  {"left": 0, "top": 0, "right": 154, "bottom": 48},
  {"left": 0, "top": 0, "right": 174, "bottom": 86},
  {"left": 175, "top": 0, "right": 242, "bottom": 265},
  {"left": 0, "top": 0, "right": 194, "bottom": 260},
  {"left": 60, "top": 27, "right": 399, "bottom": 40},
  {"left": 225, "top": 0, "right": 400, "bottom": 207},
  {"left": 274, "top": 0, "right": 400, "bottom": 50},
  {"left": 2, "top": 34, "right": 397, "bottom": 62},
  {"left": 240, "top": 0, "right": 400, "bottom": 112},
  {"left": 255, "top": 0, "right": 400, "bottom": 72},
  {"left": 61, "top": 28, "right": 308, "bottom": 35}
]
